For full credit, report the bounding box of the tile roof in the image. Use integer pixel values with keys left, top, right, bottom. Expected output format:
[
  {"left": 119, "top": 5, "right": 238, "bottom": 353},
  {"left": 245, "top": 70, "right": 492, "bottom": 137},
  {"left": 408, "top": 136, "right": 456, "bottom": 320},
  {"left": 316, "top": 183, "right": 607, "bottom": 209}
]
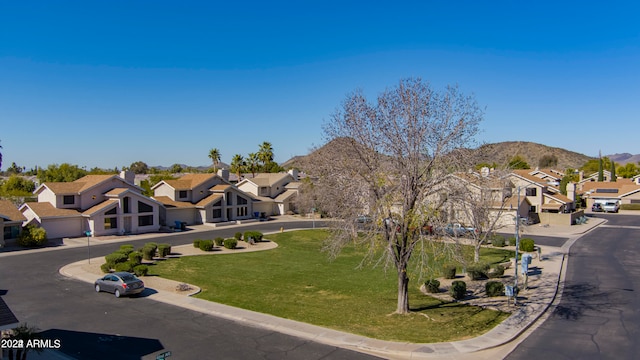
[
  {"left": 105, "top": 188, "right": 131, "bottom": 196},
  {"left": 83, "top": 200, "right": 118, "bottom": 216},
  {"left": 581, "top": 181, "right": 640, "bottom": 197},
  {"left": 153, "top": 196, "right": 197, "bottom": 209},
  {"left": 0, "top": 200, "right": 26, "bottom": 222},
  {"left": 210, "top": 184, "right": 232, "bottom": 192},
  {"left": 246, "top": 173, "right": 292, "bottom": 187},
  {"left": 39, "top": 175, "right": 124, "bottom": 195},
  {"left": 21, "top": 203, "right": 81, "bottom": 218},
  {"left": 40, "top": 182, "right": 85, "bottom": 194},
  {"left": 196, "top": 194, "right": 223, "bottom": 207},
  {"left": 274, "top": 189, "right": 297, "bottom": 202},
  {"left": 163, "top": 174, "right": 219, "bottom": 190}
]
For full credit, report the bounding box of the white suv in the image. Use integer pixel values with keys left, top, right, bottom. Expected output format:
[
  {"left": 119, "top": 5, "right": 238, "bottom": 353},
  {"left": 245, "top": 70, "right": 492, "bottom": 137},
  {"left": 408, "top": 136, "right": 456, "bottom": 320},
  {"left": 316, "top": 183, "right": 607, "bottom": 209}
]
[{"left": 603, "top": 202, "right": 620, "bottom": 213}]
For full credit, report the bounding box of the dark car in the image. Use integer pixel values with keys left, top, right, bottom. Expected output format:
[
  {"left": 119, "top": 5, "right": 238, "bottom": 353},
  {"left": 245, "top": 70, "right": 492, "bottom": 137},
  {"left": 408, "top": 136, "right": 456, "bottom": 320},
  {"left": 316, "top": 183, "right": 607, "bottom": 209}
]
[
  {"left": 591, "top": 203, "right": 603, "bottom": 212},
  {"left": 95, "top": 272, "right": 145, "bottom": 298}
]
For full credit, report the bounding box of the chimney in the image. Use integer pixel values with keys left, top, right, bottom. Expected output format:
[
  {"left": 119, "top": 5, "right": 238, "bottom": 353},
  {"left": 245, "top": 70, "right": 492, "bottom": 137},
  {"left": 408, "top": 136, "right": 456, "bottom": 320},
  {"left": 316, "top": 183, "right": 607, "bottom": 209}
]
[
  {"left": 120, "top": 170, "right": 134, "bottom": 184},
  {"left": 288, "top": 169, "right": 299, "bottom": 181},
  {"left": 579, "top": 171, "right": 584, "bottom": 182},
  {"left": 217, "top": 169, "right": 230, "bottom": 182},
  {"left": 567, "top": 182, "right": 576, "bottom": 206}
]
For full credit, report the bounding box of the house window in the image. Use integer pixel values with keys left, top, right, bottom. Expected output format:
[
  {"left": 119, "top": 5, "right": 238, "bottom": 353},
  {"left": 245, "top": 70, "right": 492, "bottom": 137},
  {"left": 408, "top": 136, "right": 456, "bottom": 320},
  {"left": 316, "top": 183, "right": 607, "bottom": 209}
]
[
  {"left": 138, "top": 201, "right": 153, "bottom": 213},
  {"left": 123, "top": 197, "right": 130, "bottom": 213},
  {"left": 212, "top": 200, "right": 221, "bottom": 207},
  {"left": 525, "top": 188, "right": 537, "bottom": 196},
  {"left": 237, "top": 207, "right": 247, "bottom": 217},
  {"left": 260, "top": 187, "right": 269, "bottom": 196},
  {"left": 63, "top": 195, "right": 75, "bottom": 205},
  {"left": 105, "top": 207, "right": 117, "bottom": 215},
  {"left": 4, "top": 226, "right": 20, "bottom": 239},
  {"left": 104, "top": 217, "right": 117, "bottom": 230},
  {"left": 529, "top": 205, "right": 537, "bottom": 213},
  {"left": 237, "top": 196, "right": 248, "bottom": 205},
  {"left": 226, "top": 193, "right": 233, "bottom": 205},
  {"left": 138, "top": 215, "right": 154, "bottom": 226},
  {"left": 212, "top": 209, "right": 222, "bottom": 218},
  {"left": 179, "top": 190, "right": 188, "bottom": 199}
]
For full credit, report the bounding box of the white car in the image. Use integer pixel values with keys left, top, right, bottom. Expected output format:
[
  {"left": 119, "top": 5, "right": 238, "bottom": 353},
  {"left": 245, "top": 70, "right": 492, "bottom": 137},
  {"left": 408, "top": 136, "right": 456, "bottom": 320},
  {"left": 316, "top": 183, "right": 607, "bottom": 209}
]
[{"left": 603, "top": 202, "right": 620, "bottom": 213}]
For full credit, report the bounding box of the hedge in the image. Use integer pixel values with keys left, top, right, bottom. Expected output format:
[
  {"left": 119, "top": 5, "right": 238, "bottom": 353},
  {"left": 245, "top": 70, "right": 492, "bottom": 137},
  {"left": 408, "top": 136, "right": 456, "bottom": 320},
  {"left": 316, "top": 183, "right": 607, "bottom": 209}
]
[
  {"left": 467, "top": 263, "right": 490, "bottom": 280},
  {"left": 450, "top": 280, "right": 467, "bottom": 300},
  {"left": 519, "top": 238, "right": 535, "bottom": 252},
  {"left": 486, "top": 281, "right": 505, "bottom": 297},
  {"left": 199, "top": 239, "right": 214, "bottom": 252},
  {"left": 141, "top": 246, "right": 156, "bottom": 260},
  {"left": 224, "top": 238, "right": 238, "bottom": 249},
  {"left": 234, "top": 232, "right": 243, "bottom": 240},
  {"left": 508, "top": 237, "right": 517, "bottom": 246},
  {"left": 424, "top": 279, "right": 440, "bottom": 293},
  {"left": 244, "top": 231, "right": 263, "bottom": 243},
  {"left": 214, "top": 237, "right": 224, "bottom": 247},
  {"left": 100, "top": 263, "right": 112, "bottom": 273},
  {"left": 488, "top": 264, "right": 505, "bottom": 279},
  {"left": 128, "top": 251, "right": 143, "bottom": 265},
  {"left": 133, "top": 265, "right": 149, "bottom": 276},
  {"left": 491, "top": 235, "right": 506, "bottom": 247},
  {"left": 105, "top": 252, "right": 128, "bottom": 265},
  {"left": 114, "top": 261, "right": 134, "bottom": 273},
  {"left": 158, "top": 244, "right": 172, "bottom": 258},
  {"left": 193, "top": 239, "right": 201, "bottom": 248},
  {"left": 621, "top": 204, "right": 640, "bottom": 211},
  {"left": 442, "top": 264, "right": 457, "bottom": 279}
]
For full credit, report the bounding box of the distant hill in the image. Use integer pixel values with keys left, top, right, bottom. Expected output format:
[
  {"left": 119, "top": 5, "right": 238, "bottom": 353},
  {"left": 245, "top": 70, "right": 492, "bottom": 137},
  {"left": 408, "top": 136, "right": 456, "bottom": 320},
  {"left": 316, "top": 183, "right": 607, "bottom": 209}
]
[
  {"left": 608, "top": 153, "right": 640, "bottom": 165},
  {"left": 284, "top": 140, "right": 595, "bottom": 172}
]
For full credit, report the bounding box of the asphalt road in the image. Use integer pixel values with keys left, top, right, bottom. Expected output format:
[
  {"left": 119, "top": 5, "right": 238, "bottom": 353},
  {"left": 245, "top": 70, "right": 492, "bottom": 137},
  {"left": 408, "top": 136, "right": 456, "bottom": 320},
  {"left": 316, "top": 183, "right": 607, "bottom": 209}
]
[
  {"left": 1, "top": 220, "right": 382, "bottom": 360},
  {"left": 506, "top": 214, "right": 640, "bottom": 359}
]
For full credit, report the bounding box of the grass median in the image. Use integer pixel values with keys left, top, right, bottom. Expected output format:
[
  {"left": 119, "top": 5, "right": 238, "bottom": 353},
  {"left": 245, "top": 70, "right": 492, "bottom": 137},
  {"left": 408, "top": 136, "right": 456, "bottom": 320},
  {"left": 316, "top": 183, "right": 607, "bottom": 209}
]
[{"left": 150, "top": 229, "right": 512, "bottom": 343}]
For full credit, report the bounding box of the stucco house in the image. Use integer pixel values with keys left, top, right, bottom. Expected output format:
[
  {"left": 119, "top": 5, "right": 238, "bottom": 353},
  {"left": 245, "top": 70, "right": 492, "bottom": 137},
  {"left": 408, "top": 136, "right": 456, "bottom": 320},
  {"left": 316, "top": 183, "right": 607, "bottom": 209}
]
[
  {"left": 236, "top": 170, "right": 299, "bottom": 216},
  {"left": 152, "top": 173, "right": 254, "bottom": 226},
  {"left": 580, "top": 179, "right": 640, "bottom": 209},
  {"left": 19, "top": 172, "right": 161, "bottom": 239},
  {"left": 0, "top": 200, "right": 26, "bottom": 247}
]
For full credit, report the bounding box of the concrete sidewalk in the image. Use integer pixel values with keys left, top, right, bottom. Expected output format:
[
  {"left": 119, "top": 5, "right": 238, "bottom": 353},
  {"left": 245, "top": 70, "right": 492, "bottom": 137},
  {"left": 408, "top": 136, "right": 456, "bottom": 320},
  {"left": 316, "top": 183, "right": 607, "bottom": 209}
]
[{"left": 54, "top": 216, "right": 606, "bottom": 359}]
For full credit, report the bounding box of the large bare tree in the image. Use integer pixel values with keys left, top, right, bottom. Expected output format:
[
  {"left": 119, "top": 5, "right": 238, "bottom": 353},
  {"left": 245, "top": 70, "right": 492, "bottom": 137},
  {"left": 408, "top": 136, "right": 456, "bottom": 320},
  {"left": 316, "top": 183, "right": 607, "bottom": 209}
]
[{"left": 306, "top": 78, "right": 483, "bottom": 314}]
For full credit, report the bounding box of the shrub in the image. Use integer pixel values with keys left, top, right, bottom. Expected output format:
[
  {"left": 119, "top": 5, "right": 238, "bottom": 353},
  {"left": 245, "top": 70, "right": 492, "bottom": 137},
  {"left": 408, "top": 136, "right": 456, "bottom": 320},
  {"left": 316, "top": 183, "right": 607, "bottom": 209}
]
[
  {"left": 100, "top": 263, "right": 112, "bottom": 273},
  {"left": 467, "top": 263, "right": 490, "bottom": 280},
  {"left": 128, "top": 251, "right": 143, "bottom": 265},
  {"left": 520, "top": 238, "right": 535, "bottom": 252},
  {"left": 141, "top": 246, "right": 156, "bottom": 260},
  {"left": 114, "top": 261, "right": 134, "bottom": 273},
  {"left": 450, "top": 280, "right": 467, "bottom": 300},
  {"left": 119, "top": 245, "right": 134, "bottom": 254},
  {"left": 133, "top": 265, "right": 149, "bottom": 276},
  {"left": 491, "top": 235, "right": 506, "bottom": 247},
  {"left": 224, "top": 238, "right": 238, "bottom": 249},
  {"left": 17, "top": 225, "right": 48, "bottom": 247},
  {"left": 193, "top": 239, "right": 201, "bottom": 248},
  {"left": 214, "top": 237, "right": 224, "bottom": 247},
  {"left": 621, "top": 203, "right": 640, "bottom": 211},
  {"left": 244, "top": 231, "right": 263, "bottom": 243},
  {"left": 145, "top": 242, "right": 158, "bottom": 252},
  {"left": 199, "top": 239, "right": 214, "bottom": 252},
  {"left": 508, "top": 237, "right": 517, "bottom": 246},
  {"left": 442, "top": 264, "right": 457, "bottom": 279},
  {"left": 488, "top": 264, "right": 505, "bottom": 278},
  {"left": 234, "top": 232, "right": 243, "bottom": 240},
  {"left": 105, "top": 252, "right": 128, "bottom": 264},
  {"left": 424, "top": 279, "right": 440, "bottom": 293},
  {"left": 485, "top": 281, "right": 505, "bottom": 297},
  {"left": 158, "top": 244, "right": 172, "bottom": 258}
]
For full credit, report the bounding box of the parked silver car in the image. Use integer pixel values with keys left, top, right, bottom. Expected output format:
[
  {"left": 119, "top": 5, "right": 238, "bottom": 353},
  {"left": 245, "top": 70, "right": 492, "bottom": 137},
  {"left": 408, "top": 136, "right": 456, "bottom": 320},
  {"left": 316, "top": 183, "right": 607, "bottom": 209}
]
[{"left": 95, "top": 272, "right": 145, "bottom": 298}]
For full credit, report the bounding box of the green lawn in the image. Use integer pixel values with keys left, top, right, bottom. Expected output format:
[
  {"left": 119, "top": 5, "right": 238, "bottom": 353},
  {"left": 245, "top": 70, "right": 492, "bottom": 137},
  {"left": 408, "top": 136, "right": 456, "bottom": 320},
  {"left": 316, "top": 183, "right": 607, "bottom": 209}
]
[{"left": 150, "top": 229, "right": 513, "bottom": 343}]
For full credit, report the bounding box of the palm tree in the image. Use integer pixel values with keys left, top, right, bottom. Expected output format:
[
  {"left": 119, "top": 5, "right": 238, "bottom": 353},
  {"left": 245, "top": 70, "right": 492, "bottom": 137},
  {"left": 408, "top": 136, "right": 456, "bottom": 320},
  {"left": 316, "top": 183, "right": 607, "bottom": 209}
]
[
  {"left": 0, "top": 139, "right": 3, "bottom": 170},
  {"left": 230, "top": 154, "right": 245, "bottom": 181},
  {"left": 258, "top": 141, "right": 274, "bottom": 169},
  {"left": 247, "top": 152, "right": 260, "bottom": 177},
  {"left": 208, "top": 148, "right": 221, "bottom": 173}
]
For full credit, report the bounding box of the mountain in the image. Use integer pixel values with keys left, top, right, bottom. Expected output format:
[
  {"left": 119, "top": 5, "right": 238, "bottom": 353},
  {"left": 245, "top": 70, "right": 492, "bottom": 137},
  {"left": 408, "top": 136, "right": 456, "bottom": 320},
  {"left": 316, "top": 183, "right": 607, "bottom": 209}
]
[
  {"left": 284, "top": 140, "right": 594, "bottom": 172},
  {"left": 608, "top": 153, "right": 640, "bottom": 165}
]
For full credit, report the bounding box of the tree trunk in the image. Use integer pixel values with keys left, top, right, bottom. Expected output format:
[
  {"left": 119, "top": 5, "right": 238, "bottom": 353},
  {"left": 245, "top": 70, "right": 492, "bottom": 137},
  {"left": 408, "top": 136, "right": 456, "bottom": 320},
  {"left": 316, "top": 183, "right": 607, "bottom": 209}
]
[
  {"left": 474, "top": 245, "right": 480, "bottom": 263},
  {"left": 396, "top": 265, "right": 410, "bottom": 314}
]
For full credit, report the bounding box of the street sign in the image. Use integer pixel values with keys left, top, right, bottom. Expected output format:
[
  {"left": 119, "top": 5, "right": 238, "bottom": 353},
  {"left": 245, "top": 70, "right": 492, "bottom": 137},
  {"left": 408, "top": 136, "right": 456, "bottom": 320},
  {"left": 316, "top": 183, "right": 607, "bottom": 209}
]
[
  {"left": 505, "top": 285, "right": 514, "bottom": 297},
  {"left": 156, "top": 351, "right": 172, "bottom": 360}
]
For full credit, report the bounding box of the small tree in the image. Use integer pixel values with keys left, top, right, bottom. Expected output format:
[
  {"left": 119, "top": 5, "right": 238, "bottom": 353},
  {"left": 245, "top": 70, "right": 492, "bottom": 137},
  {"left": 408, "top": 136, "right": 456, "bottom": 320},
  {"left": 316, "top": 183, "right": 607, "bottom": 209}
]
[{"left": 17, "top": 225, "right": 47, "bottom": 247}]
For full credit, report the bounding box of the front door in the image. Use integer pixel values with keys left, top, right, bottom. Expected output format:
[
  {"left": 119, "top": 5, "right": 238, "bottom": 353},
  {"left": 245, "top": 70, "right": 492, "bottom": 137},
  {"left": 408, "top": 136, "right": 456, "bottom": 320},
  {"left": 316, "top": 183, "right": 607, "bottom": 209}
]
[{"left": 124, "top": 217, "right": 132, "bottom": 233}]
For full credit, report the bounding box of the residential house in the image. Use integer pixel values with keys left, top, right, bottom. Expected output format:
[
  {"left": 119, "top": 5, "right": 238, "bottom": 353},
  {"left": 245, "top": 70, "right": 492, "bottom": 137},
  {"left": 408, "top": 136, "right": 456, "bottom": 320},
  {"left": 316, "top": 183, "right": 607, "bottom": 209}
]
[
  {"left": 0, "top": 200, "right": 26, "bottom": 247},
  {"left": 152, "top": 173, "right": 254, "bottom": 226},
  {"left": 20, "top": 172, "right": 161, "bottom": 239},
  {"left": 236, "top": 170, "right": 299, "bottom": 216},
  {"left": 580, "top": 179, "right": 640, "bottom": 209}
]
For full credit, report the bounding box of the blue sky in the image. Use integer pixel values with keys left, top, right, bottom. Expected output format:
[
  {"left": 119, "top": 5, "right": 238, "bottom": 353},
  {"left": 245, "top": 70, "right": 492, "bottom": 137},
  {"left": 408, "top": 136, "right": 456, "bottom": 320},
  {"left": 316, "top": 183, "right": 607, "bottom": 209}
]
[{"left": 1, "top": 1, "right": 638, "bottom": 170}]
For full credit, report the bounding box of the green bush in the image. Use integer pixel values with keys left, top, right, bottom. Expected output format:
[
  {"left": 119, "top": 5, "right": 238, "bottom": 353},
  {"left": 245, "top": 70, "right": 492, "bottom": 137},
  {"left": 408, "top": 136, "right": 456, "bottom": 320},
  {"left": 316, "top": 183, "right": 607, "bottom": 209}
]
[
  {"left": 224, "top": 238, "right": 238, "bottom": 249},
  {"left": 193, "top": 239, "right": 201, "bottom": 248},
  {"left": 119, "top": 245, "right": 134, "bottom": 255},
  {"left": 491, "top": 235, "right": 506, "bottom": 247},
  {"left": 17, "top": 225, "right": 48, "bottom": 247},
  {"left": 214, "top": 237, "right": 224, "bottom": 247},
  {"left": 114, "top": 261, "right": 134, "bottom": 273},
  {"left": 133, "top": 265, "right": 149, "bottom": 276},
  {"left": 621, "top": 203, "right": 640, "bottom": 211},
  {"left": 450, "top": 280, "right": 467, "bottom": 300},
  {"left": 105, "top": 252, "right": 128, "bottom": 264},
  {"left": 234, "top": 232, "right": 243, "bottom": 240},
  {"left": 158, "top": 244, "right": 172, "bottom": 258},
  {"left": 141, "top": 246, "right": 156, "bottom": 260},
  {"left": 424, "top": 279, "right": 440, "bottom": 293},
  {"left": 128, "top": 251, "right": 143, "bottom": 265},
  {"left": 145, "top": 242, "right": 158, "bottom": 252},
  {"left": 100, "top": 263, "right": 112, "bottom": 273},
  {"left": 442, "top": 264, "right": 457, "bottom": 279},
  {"left": 244, "top": 231, "right": 263, "bottom": 243},
  {"left": 508, "top": 237, "right": 517, "bottom": 246},
  {"left": 485, "top": 281, "right": 505, "bottom": 297},
  {"left": 467, "top": 263, "right": 490, "bottom": 280},
  {"left": 519, "top": 238, "right": 535, "bottom": 252},
  {"left": 199, "top": 239, "right": 214, "bottom": 252},
  {"left": 488, "top": 264, "right": 505, "bottom": 278}
]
